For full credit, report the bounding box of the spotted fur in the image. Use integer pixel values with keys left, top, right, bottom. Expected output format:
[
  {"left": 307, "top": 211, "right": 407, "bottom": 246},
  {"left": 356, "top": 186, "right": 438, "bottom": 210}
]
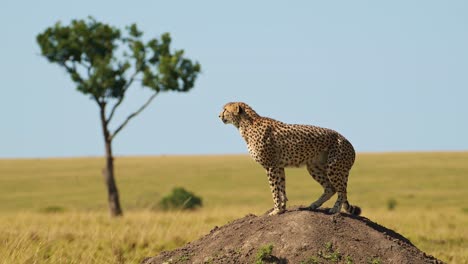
[{"left": 219, "top": 102, "right": 361, "bottom": 216}]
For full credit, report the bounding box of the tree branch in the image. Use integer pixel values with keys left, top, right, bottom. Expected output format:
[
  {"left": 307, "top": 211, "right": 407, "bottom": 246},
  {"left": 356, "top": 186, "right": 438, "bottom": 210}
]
[
  {"left": 107, "top": 96, "right": 125, "bottom": 125},
  {"left": 61, "top": 62, "right": 83, "bottom": 82},
  {"left": 82, "top": 62, "right": 92, "bottom": 79},
  {"left": 106, "top": 70, "right": 139, "bottom": 124},
  {"left": 110, "top": 91, "right": 158, "bottom": 140},
  {"left": 124, "top": 70, "right": 140, "bottom": 91}
]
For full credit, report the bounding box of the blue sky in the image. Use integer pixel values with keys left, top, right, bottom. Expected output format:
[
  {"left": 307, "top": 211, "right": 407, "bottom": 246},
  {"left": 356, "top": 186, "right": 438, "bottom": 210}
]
[{"left": 1, "top": 1, "right": 467, "bottom": 158}]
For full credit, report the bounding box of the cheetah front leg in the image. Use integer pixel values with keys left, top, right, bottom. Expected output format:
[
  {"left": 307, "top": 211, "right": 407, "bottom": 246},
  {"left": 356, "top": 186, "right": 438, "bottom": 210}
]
[
  {"left": 266, "top": 167, "right": 286, "bottom": 216},
  {"left": 278, "top": 168, "right": 288, "bottom": 209}
]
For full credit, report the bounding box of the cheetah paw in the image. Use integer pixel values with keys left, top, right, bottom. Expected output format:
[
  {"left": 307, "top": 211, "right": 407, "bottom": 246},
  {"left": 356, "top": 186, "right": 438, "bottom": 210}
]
[
  {"left": 268, "top": 208, "right": 285, "bottom": 216},
  {"left": 300, "top": 204, "right": 319, "bottom": 211}
]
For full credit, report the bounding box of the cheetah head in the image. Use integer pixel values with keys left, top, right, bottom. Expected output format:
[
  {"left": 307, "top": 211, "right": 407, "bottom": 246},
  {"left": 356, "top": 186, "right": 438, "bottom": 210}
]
[{"left": 219, "top": 102, "right": 245, "bottom": 127}]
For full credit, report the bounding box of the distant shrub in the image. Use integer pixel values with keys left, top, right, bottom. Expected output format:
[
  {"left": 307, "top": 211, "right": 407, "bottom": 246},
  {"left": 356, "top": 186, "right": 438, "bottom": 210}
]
[
  {"left": 39, "top": 206, "right": 66, "bottom": 214},
  {"left": 159, "top": 187, "right": 202, "bottom": 210},
  {"left": 387, "top": 199, "right": 397, "bottom": 211}
]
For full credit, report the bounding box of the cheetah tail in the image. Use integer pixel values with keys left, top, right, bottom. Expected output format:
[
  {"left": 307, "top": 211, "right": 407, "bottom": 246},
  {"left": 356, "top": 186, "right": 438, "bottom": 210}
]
[{"left": 344, "top": 201, "right": 362, "bottom": 216}]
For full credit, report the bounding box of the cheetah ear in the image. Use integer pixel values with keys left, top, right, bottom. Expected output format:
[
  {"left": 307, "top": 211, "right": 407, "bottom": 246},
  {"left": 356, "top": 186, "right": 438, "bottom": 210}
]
[
  {"left": 227, "top": 103, "right": 243, "bottom": 114},
  {"left": 230, "top": 103, "right": 242, "bottom": 114},
  {"left": 237, "top": 104, "right": 244, "bottom": 114}
]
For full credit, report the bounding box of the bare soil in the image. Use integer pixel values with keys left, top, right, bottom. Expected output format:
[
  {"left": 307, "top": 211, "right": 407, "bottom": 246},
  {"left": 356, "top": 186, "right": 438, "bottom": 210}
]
[{"left": 142, "top": 207, "right": 444, "bottom": 264}]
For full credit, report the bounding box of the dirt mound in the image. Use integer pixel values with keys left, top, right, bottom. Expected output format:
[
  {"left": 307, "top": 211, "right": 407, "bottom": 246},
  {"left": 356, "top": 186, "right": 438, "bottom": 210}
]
[{"left": 142, "top": 207, "right": 444, "bottom": 264}]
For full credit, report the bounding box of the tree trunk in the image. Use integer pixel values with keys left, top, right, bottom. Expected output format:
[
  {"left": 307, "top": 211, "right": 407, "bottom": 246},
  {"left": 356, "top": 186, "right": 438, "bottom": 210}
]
[{"left": 99, "top": 104, "right": 123, "bottom": 217}]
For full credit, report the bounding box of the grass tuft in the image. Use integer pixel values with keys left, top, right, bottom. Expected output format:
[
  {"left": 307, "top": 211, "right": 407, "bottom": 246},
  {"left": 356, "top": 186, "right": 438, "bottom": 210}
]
[
  {"left": 368, "top": 257, "right": 382, "bottom": 264},
  {"left": 319, "top": 242, "right": 341, "bottom": 262},
  {"left": 255, "top": 243, "right": 274, "bottom": 264}
]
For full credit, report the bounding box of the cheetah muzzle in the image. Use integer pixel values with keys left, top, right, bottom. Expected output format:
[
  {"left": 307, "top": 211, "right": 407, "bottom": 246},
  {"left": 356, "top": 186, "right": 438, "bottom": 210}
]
[{"left": 219, "top": 102, "right": 361, "bottom": 216}]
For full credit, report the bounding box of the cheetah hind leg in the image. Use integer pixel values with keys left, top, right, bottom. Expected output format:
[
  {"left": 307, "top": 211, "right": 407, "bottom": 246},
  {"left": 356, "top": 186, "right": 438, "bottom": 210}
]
[
  {"left": 329, "top": 191, "right": 346, "bottom": 214},
  {"left": 329, "top": 192, "right": 362, "bottom": 215},
  {"left": 300, "top": 163, "right": 336, "bottom": 211},
  {"left": 327, "top": 171, "right": 359, "bottom": 214},
  {"left": 300, "top": 187, "right": 335, "bottom": 211}
]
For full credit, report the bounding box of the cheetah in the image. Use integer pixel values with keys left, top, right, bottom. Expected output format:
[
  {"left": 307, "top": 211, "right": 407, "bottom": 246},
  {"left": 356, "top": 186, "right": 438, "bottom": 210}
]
[{"left": 219, "top": 102, "right": 361, "bottom": 216}]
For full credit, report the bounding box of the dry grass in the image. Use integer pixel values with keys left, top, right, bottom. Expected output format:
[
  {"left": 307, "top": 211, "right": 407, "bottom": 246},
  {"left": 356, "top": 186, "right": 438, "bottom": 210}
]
[
  {"left": 0, "top": 209, "right": 254, "bottom": 264},
  {"left": 0, "top": 152, "right": 467, "bottom": 263}
]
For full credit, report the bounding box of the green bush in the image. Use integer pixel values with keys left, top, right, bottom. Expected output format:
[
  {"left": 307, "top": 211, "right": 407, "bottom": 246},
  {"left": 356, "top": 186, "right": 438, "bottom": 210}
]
[{"left": 159, "top": 187, "right": 202, "bottom": 210}]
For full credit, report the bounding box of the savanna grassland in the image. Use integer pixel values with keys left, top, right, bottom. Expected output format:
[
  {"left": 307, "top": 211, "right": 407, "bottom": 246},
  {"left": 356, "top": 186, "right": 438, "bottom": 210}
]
[{"left": 0, "top": 152, "right": 467, "bottom": 263}]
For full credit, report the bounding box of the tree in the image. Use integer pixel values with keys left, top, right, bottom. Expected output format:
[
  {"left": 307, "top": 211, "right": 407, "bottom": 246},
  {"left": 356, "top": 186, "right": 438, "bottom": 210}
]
[{"left": 36, "top": 17, "right": 201, "bottom": 217}]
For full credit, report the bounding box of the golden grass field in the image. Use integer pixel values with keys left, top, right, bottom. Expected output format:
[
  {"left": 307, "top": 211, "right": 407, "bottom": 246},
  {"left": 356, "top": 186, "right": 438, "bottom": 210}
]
[{"left": 0, "top": 152, "right": 467, "bottom": 263}]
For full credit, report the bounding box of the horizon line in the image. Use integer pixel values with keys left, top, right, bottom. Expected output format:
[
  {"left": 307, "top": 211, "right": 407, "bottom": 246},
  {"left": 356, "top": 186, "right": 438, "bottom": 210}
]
[{"left": 1, "top": 150, "right": 467, "bottom": 160}]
